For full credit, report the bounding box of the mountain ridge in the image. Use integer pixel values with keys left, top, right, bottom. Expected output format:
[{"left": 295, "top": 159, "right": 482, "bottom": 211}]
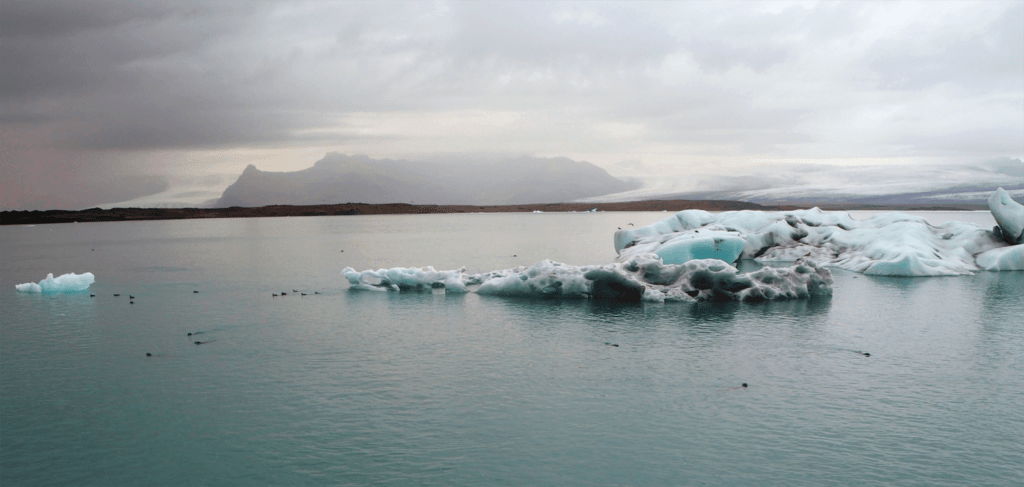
[{"left": 217, "top": 153, "right": 638, "bottom": 207}]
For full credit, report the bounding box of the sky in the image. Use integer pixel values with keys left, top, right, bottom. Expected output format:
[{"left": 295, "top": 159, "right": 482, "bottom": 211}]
[{"left": 2, "top": 0, "right": 1022, "bottom": 210}]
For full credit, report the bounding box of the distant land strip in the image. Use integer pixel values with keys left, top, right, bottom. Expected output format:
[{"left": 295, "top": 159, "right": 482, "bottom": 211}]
[{"left": 0, "top": 200, "right": 988, "bottom": 226}]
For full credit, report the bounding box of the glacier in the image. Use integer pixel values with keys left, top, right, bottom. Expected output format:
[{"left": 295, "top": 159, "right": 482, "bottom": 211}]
[
  {"left": 15, "top": 272, "right": 96, "bottom": 293},
  {"left": 342, "top": 189, "right": 1022, "bottom": 302}
]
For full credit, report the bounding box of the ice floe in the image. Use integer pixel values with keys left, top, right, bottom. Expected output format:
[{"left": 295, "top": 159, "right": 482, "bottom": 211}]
[
  {"left": 989, "top": 187, "right": 1024, "bottom": 244},
  {"left": 15, "top": 272, "right": 95, "bottom": 293}
]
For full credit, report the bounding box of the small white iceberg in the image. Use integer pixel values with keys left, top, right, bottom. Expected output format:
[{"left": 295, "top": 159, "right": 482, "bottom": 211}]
[{"left": 15, "top": 272, "right": 96, "bottom": 293}]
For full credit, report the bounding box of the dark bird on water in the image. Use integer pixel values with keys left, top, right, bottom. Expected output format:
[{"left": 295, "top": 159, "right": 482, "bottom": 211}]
[
  {"left": 90, "top": 294, "right": 95, "bottom": 297},
  {"left": 130, "top": 301, "right": 134, "bottom": 304},
  {"left": 146, "top": 353, "right": 152, "bottom": 357},
  {"left": 273, "top": 294, "right": 278, "bottom": 297},
  {"left": 114, "top": 294, "right": 120, "bottom": 296},
  {"left": 301, "top": 293, "right": 307, "bottom": 296},
  {"left": 129, "top": 295, "right": 135, "bottom": 299},
  {"left": 193, "top": 290, "right": 198, "bottom": 293}
]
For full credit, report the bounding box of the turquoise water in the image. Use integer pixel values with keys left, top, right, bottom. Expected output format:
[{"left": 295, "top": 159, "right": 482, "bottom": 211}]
[{"left": 2, "top": 213, "right": 1022, "bottom": 486}]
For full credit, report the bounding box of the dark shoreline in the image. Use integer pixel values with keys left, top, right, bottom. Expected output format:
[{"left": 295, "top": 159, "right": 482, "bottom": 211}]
[{"left": 0, "top": 200, "right": 988, "bottom": 226}]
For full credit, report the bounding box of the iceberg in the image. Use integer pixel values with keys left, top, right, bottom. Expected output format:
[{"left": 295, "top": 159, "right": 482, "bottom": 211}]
[
  {"left": 15, "top": 272, "right": 96, "bottom": 293},
  {"left": 989, "top": 187, "right": 1024, "bottom": 244},
  {"left": 342, "top": 189, "right": 1021, "bottom": 302},
  {"left": 342, "top": 266, "right": 471, "bottom": 292},
  {"left": 975, "top": 245, "right": 1024, "bottom": 272},
  {"left": 474, "top": 257, "right": 832, "bottom": 303},
  {"left": 343, "top": 256, "right": 832, "bottom": 303},
  {"left": 615, "top": 190, "right": 1024, "bottom": 276}
]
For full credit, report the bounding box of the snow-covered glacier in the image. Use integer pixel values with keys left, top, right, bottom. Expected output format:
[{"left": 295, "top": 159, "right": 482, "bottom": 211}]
[
  {"left": 15, "top": 272, "right": 95, "bottom": 293},
  {"left": 342, "top": 189, "right": 1022, "bottom": 302}
]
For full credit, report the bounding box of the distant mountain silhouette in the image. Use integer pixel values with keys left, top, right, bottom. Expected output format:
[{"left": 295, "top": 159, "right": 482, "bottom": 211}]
[{"left": 216, "top": 153, "right": 639, "bottom": 207}]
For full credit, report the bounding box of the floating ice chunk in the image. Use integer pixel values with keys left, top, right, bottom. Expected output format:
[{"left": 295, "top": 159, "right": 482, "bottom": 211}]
[
  {"left": 976, "top": 245, "right": 1024, "bottom": 271},
  {"left": 989, "top": 187, "right": 1024, "bottom": 244},
  {"left": 15, "top": 272, "right": 95, "bottom": 293},
  {"left": 345, "top": 256, "right": 832, "bottom": 303},
  {"left": 617, "top": 192, "right": 1020, "bottom": 277},
  {"left": 341, "top": 266, "right": 470, "bottom": 292},
  {"left": 476, "top": 260, "right": 600, "bottom": 298}
]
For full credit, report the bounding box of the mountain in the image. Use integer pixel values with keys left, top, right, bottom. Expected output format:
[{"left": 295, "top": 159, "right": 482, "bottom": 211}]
[{"left": 216, "top": 153, "right": 639, "bottom": 207}]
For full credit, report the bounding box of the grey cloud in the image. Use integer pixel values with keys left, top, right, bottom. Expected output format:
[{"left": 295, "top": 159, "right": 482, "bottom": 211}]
[
  {"left": 1, "top": 1, "right": 1021, "bottom": 210},
  {"left": 862, "top": 3, "right": 1024, "bottom": 92}
]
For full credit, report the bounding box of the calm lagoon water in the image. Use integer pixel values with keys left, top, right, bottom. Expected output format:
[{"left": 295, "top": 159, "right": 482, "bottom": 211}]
[{"left": 2, "top": 211, "right": 1022, "bottom": 486}]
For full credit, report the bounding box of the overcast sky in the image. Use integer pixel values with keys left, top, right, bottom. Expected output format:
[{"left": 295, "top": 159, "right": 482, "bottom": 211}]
[{"left": 2, "top": 0, "right": 1022, "bottom": 210}]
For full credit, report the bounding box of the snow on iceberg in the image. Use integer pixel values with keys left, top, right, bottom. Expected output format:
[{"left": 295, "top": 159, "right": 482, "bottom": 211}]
[
  {"left": 15, "top": 272, "right": 95, "bottom": 293},
  {"left": 615, "top": 190, "right": 1024, "bottom": 276}
]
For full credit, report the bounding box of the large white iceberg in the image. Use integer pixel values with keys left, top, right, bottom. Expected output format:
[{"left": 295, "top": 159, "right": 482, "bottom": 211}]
[
  {"left": 15, "top": 272, "right": 95, "bottom": 293},
  {"left": 615, "top": 191, "right": 1024, "bottom": 276}
]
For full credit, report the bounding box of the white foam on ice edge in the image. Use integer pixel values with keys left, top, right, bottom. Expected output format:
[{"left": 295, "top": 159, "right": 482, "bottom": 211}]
[{"left": 15, "top": 272, "right": 96, "bottom": 293}]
